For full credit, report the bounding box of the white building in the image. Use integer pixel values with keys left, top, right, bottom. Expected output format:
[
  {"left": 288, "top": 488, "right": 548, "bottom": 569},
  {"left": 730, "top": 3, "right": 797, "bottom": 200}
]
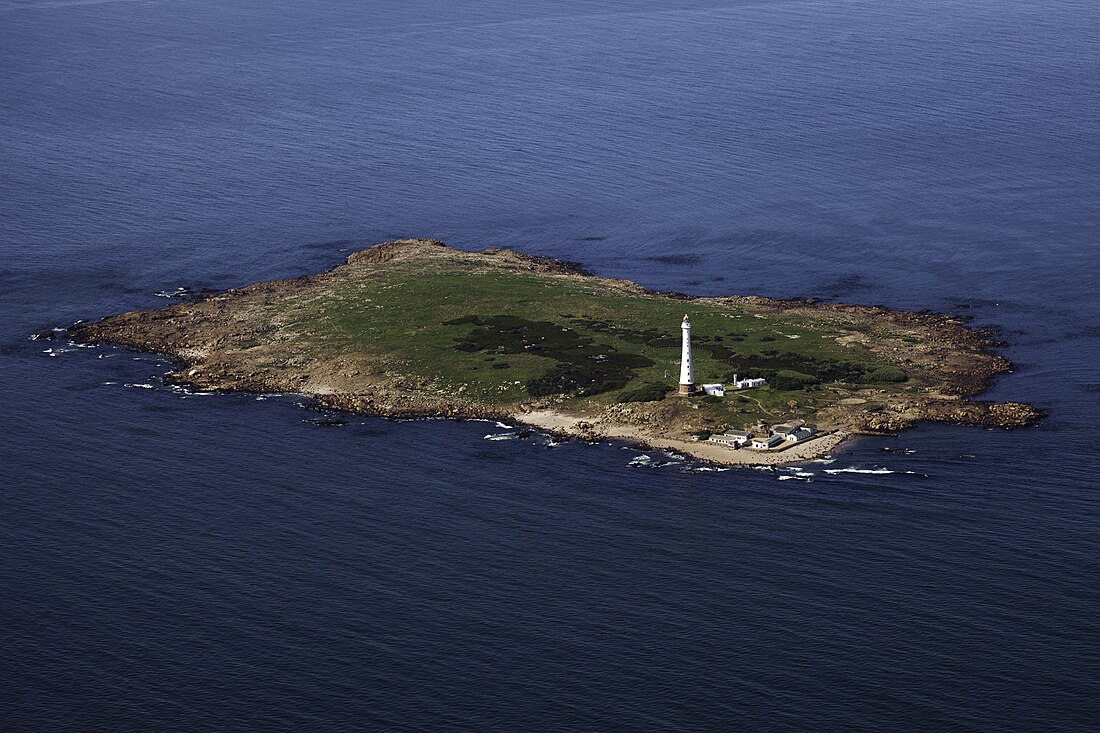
[
  {"left": 729, "top": 373, "right": 766, "bottom": 389},
  {"left": 701, "top": 384, "right": 725, "bottom": 397},
  {"left": 751, "top": 435, "right": 785, "bottom": 450},
  {"left": 786, "top": 427, "right": 815, "bottom": 442},
  {"left": 709, "top": 430, "right": 753, "bottom": 448}
]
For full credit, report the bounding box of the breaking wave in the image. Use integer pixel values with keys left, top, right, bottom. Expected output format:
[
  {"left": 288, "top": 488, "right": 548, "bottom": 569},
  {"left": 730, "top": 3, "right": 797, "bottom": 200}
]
[{"left": 824, "top": 467, "right": 928, "bottom": 477}]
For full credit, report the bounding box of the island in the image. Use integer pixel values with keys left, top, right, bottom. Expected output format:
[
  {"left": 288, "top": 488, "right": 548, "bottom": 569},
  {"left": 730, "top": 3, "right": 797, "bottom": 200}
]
[{"left": 71, "top": 238, "right": 1041, "bottom": 466}]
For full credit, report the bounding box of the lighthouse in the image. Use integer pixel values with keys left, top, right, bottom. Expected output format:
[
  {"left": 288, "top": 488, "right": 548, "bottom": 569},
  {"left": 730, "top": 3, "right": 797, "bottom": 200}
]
[{"left": 678, "top": 314, "right": 695, "bottom": 396}]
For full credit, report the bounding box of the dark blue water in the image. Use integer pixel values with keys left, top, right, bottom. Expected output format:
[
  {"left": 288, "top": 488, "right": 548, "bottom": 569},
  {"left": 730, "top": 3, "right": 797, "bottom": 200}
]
[{"left": 3, "top": 1, "right": 1099, "bottom": 730}]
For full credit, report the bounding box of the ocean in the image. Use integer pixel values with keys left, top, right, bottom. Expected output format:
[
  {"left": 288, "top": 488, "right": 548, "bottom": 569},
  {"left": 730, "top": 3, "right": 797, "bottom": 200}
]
[{"left": 2, "top": 0, "right": 1098, "bottom": 730}]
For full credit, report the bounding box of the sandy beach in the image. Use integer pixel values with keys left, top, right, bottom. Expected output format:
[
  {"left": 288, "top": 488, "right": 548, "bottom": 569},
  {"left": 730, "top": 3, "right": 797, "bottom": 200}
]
[{"left": 518, "top": 409, "right": 852, "bottom": 467}]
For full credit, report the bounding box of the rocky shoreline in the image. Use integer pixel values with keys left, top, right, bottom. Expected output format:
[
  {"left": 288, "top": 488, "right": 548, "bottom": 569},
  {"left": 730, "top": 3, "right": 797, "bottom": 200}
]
[{"left": 70, "top": 239, "right": 1042, "bottom": 467}]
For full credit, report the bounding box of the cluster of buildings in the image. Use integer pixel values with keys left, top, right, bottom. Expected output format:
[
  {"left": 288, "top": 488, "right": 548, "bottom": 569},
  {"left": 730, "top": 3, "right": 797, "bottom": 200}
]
[
  {"left": 679, "top": 314, "right": 809, "bottom": 451},
  {"left": 707, "top": 420, "right": 817, "bottom": 451},
  {"left": 678, "top": 316, "right": 766, "bottom": 398},
  {"left": 699, "top": 375, "right": 766, "bottom": 397}
]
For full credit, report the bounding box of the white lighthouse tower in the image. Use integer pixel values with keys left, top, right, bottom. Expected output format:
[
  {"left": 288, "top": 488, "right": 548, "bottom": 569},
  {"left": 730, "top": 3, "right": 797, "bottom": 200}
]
[{"left": 678, "top": 314, "right": 695, "bottom": 396}]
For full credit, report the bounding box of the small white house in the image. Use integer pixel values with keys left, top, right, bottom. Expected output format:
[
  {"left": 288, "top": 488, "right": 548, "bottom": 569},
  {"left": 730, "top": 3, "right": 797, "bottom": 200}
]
[
  {"left": 701, "top": 383, "right": 725, "bottom": 397},
  {"left": 736, "top": 378, "right": 767, "bottom": 389},
  {"left": 709, "top": 430, "right": 752, "bottom": 448},
  {"left": 751, "top": 435, "right": 785, "bottom": 450}
]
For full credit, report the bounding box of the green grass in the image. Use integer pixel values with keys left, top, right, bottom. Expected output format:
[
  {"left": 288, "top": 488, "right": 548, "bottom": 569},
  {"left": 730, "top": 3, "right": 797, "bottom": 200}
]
[{"left": 267, "top": 260, "right": 909, "bottom": 425}]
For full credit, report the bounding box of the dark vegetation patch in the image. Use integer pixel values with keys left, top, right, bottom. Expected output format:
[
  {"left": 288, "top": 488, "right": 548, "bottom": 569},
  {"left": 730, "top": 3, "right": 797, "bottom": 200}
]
[
  {"left": 767, "top": 370, "right": 820, "bottom": 391},
  {"left": 617, "top": 383, "right": 669, "bottom": 403},
  {"left": 576, "top": 318, "right": 747, "bottom": 350},
  {"left": 721, "top": 352, "right": 905, "bottom": 387},
  {"left": 573, "top": 318, "right": 665, "bottom": 344},
  {"left": 444, "top": 315, "right": 654, "bottom": 398},
  {"left": 865, "top": 366, "right": 909, "bottom": 383}
]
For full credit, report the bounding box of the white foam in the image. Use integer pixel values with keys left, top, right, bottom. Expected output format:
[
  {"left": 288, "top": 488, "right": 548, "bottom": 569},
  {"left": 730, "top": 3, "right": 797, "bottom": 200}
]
[
  {"left": 470, "top": 419, "right": 514, "bottom": 429},
  {"left": 823, "top": 467, "right": 927, "bottom": 477},
  {"left": 123, "top": 383, "right": 156, "bottom": 389},
  {"left": 483, "top": 433, "right": 517, "bottom": 441}
]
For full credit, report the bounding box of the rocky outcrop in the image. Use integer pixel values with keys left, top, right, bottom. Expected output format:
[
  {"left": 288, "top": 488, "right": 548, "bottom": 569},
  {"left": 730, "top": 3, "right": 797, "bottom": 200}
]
[
  {"left": 860, "top": 400, "right": 1043, "bottom": 433},
  {"left": 346, "top": 238, "right": 447, "bottom": 265}
]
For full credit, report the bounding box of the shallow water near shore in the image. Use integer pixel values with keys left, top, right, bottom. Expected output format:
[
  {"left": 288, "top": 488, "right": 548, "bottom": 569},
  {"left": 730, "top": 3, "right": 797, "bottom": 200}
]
[{"left": 2, "top": 0, "right": 1099, "bottom": 730}]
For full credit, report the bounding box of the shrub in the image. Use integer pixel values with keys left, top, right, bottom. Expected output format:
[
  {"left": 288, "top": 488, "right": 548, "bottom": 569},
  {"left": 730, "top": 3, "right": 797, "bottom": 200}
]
[
  {"left": 769, "top": 370, "right": 820, "bottom": 391},
  {"left": 866, "top": 366, "right": 908, "bottom": 383},
  {"left": 616, "top": 383, "right": 669, "bottom": 403}
]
